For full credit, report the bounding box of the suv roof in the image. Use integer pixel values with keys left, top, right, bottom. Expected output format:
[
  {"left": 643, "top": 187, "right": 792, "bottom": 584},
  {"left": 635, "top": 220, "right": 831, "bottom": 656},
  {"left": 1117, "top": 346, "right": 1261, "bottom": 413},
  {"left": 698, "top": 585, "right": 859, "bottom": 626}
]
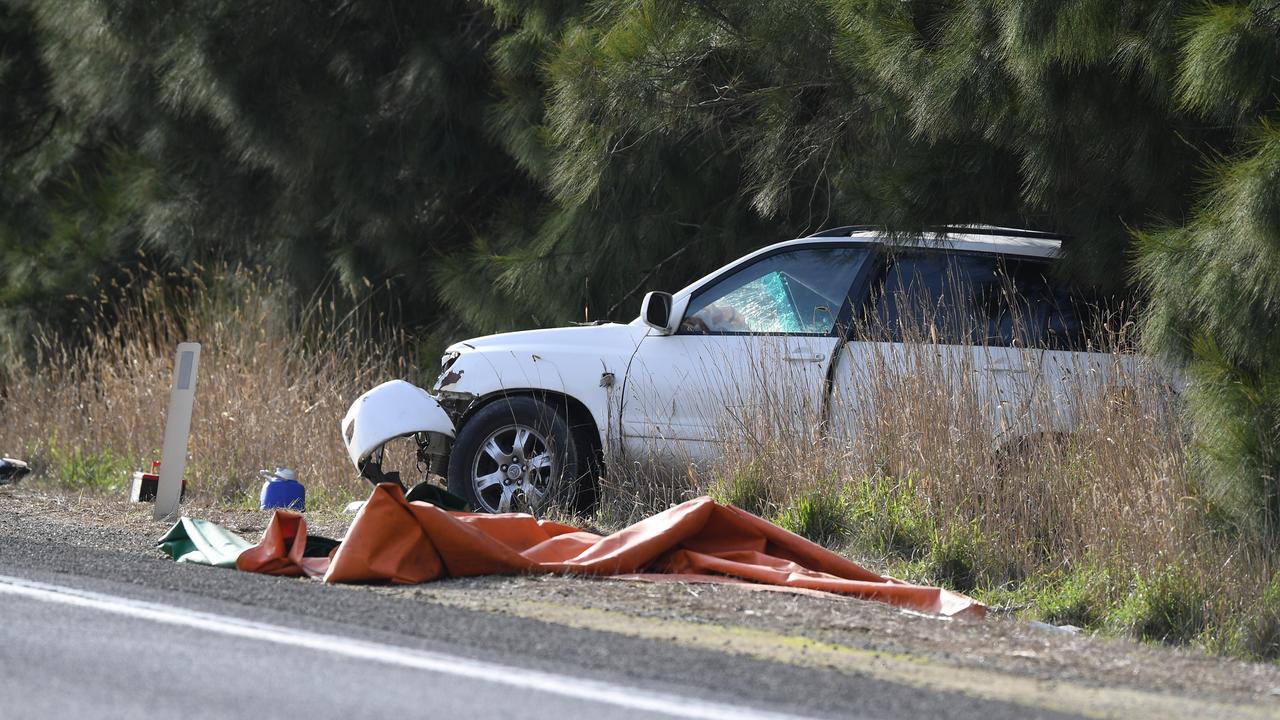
[
  {"left": 672, "top": 225, "right": 1061, "bottom": 301},
  {"left": 805, "top": 224, "right": 1063, "bottom": 259}
]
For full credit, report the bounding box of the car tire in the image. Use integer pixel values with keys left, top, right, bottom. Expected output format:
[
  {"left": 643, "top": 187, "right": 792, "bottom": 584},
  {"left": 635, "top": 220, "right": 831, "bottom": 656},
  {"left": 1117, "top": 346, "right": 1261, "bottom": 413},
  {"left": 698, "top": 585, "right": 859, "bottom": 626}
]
[{"left": 447, "top": 396, "right": 585, "bottom": 514}]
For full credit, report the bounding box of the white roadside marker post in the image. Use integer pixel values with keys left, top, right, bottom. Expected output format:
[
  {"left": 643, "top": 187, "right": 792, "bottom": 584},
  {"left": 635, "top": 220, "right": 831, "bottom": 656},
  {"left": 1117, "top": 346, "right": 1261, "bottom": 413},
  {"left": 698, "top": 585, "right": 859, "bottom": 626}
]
[{"left": 154, "top": 342, "right": 200, "bottom": 520}]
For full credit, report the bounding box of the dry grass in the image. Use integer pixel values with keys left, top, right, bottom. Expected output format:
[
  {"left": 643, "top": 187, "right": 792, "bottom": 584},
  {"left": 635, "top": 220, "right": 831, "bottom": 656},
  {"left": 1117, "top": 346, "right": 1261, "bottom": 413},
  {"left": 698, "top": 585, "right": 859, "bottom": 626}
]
[
  {"left": 0, "top": 265, "right": 415, "bottom": 509},
  {"left": 600, "top": 331, "right": 1193, "bottom": 569},
  {"left": 596, "top": 309, "right": 1280, "bottom": 658},
  {"left": 5, "top": 265, "right": 1279, "bottom": 658}
]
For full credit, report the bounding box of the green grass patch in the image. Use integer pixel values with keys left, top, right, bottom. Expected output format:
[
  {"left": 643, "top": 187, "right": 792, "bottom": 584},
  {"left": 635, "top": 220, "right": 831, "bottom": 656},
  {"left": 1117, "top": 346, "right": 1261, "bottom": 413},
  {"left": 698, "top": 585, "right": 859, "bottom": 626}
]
[
  {"left": 1030, "top": 562, "right": 1118, "bottom": 630},
  {"left": 709, "top": 459, "right": 772, "bottom": 517},
  {"left": 781, "top": 475, "right": 996, "bottom": 593},
  {"left": 844, "top": 475, "right": 932, "bottom": 561},
  {"left": 926, "top": 521, "right": 991, "bottom": 593},
  {"left": 1106, "top": 563, "right": 1208, "bottom": 645},
  {"left": 43, "top": 440, "right": 134, "bottom": 493},
  {"left": 1199, "top": 572, "right": 1280, "bottom": 659},
  {"left": 774, "top": 486, "right": 849, "bottom": 547},
  {"left": 770, "top": 475, "right": 1219, "bottom": 649}
]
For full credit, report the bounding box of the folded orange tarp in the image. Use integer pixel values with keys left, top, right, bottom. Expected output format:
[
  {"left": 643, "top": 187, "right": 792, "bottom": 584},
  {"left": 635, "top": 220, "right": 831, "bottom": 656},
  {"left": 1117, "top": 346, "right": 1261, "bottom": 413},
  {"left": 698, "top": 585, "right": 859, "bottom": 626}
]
[{"left": 237, "top": 483, "right": 985, "bottom": 618}]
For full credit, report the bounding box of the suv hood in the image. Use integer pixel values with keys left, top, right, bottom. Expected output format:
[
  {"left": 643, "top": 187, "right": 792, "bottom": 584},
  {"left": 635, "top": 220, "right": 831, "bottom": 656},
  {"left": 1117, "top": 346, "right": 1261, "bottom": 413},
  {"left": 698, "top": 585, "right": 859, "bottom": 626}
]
[
  {"left": 436, "top": 321, "right": 650, "bottom": 401},
  {"left": 446, "top": 322, "right": 647, "bottom": 354}
]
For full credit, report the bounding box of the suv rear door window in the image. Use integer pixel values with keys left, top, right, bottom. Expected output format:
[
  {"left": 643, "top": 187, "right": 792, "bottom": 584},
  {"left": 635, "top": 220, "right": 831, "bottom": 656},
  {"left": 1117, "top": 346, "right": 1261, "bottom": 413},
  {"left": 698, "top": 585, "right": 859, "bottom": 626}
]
[{"left": 863, "top": 249, "right": 1115, "bottom": 349}]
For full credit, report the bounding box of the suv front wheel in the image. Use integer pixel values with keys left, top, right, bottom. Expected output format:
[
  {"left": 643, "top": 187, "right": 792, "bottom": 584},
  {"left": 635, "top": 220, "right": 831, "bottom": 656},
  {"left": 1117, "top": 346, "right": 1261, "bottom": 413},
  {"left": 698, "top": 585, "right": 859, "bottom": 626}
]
[{"left": 447, "top": 396, "right": 584, "bottom": 514}]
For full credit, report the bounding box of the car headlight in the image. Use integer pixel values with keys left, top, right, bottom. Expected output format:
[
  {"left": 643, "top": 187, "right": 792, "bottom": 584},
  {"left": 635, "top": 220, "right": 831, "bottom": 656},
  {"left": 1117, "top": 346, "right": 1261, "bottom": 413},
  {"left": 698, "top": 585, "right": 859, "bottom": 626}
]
[{"left": 434, "top": 350, "right": 463, "bottom": 392}]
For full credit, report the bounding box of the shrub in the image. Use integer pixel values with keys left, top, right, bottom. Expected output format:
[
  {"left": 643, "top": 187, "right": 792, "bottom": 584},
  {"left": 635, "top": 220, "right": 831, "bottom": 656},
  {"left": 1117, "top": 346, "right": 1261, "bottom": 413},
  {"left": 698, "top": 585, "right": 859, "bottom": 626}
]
[{"left": 1108, "top": 564, "right": 1208, "bottom": 645}]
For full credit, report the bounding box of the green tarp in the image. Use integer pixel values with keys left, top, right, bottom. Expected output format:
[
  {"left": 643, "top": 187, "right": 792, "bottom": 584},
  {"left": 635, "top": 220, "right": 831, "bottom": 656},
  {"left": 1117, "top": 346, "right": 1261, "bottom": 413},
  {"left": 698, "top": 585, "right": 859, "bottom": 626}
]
[{"left": 157, "top": 517, "right": 253, "bottom": 568}]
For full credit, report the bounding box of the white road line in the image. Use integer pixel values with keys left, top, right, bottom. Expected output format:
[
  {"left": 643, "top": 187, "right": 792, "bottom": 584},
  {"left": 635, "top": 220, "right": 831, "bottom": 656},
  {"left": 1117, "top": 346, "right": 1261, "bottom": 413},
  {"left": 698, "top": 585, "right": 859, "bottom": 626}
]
[{"left": 0, "top": 574, "right": 816, "bottom": 720}]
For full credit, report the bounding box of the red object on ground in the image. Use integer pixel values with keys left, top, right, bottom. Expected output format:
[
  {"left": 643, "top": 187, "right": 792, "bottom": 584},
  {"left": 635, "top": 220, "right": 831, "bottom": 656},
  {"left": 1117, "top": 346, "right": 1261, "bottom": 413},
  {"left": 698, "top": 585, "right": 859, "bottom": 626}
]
[
  {"left": 235, "top": 510, "right": 330, "bottom": 578},
  {"left": 129, "top": 460, "right": 186, "bottom": 503},
  {"left": 236, "top": 483, "right": 985, "bottom": 618}
]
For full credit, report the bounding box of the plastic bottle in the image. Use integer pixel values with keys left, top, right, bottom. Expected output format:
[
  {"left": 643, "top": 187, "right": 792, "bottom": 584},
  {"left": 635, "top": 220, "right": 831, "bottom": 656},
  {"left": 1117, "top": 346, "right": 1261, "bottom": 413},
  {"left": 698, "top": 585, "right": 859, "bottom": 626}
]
[{"left": 259, "top": 467, "right": 305, "bottom": 511}]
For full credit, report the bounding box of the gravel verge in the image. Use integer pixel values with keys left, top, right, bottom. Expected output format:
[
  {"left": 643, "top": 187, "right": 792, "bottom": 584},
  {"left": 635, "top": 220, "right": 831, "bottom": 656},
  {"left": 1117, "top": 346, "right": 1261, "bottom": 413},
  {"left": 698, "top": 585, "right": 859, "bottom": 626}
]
[{"left": 3, "top": 484, "right": 1279, "bottom": 713}]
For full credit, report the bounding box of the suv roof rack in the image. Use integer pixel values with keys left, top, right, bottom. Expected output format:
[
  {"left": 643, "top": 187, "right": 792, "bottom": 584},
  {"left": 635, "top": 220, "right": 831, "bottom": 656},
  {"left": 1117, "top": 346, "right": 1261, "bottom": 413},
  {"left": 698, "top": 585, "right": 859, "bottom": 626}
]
[
  {"left": 929, "top": 224, "right": 1068, "bottom": 241},
  {"left": 806, "top": 224, "right": 1068, "bottom": 241},
  {"left": 805, "top": 225, "right": 879, "bottom": 237}
]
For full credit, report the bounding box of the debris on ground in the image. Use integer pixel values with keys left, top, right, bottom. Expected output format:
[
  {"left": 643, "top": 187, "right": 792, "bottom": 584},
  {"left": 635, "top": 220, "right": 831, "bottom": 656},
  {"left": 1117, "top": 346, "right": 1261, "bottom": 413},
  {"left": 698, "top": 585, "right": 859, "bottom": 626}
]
[
  {"left": 175, "top": 483, "right": 985, "bottom": 617},
  {"left": 0, "top": 457, "right": 29, "bottom": 485},
  {"left": 5, "top": 485, "right": 1280, "bottom": 713},
  {"left": 129, "top": 461, "right": 161, "bottom": 502},
  {"left": 258, "top": 467, "right": 305, "bottom": 510},
  {"left": 1029, "top": 620, "right": 1083, "bottom": 635},
  {"left": 157, "top": 517, "right": 253, "bottom": 567}
]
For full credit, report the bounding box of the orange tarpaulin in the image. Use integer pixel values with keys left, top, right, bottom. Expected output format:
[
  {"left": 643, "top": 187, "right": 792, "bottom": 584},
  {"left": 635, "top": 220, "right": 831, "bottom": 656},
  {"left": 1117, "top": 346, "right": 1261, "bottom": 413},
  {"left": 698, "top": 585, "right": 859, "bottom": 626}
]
[{"left": 237, "top": 483, "right": 985, "bottom": 618}]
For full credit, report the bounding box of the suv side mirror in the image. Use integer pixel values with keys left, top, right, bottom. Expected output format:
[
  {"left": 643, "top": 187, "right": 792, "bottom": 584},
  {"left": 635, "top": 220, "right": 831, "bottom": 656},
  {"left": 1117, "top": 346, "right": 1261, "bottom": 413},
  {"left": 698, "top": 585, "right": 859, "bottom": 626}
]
[{"left": 640, "top": 291, "right": 688, "bottom": 335}]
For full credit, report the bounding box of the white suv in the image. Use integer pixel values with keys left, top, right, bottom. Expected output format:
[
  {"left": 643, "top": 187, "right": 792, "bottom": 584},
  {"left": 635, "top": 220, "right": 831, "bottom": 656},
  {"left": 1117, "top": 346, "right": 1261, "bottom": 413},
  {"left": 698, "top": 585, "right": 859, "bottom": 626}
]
[{"left": 342, "top": 226, "right": 1130, "bottom": 513}]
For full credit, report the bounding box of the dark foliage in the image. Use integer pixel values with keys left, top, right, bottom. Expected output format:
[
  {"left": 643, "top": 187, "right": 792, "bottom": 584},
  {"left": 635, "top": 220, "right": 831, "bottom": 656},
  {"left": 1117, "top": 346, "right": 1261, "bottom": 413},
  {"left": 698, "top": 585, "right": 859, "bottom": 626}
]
[{"left": 3, "top": 0, "right": 1280, "bottom": 526}]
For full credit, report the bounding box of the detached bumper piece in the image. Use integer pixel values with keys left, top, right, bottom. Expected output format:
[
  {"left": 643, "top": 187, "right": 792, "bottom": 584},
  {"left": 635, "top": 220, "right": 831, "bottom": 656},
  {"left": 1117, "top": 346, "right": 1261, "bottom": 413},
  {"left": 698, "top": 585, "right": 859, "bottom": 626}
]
[{"left": 340, "top": 380, "right": 455, "bottom": 472}]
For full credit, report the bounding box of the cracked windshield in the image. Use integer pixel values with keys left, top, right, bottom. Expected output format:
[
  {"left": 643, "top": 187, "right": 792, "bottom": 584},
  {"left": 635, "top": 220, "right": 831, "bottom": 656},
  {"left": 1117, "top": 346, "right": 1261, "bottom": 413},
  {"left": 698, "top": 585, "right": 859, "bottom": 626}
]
[{"left": 681, "top": 248, "right": 869, "bottom": 334}]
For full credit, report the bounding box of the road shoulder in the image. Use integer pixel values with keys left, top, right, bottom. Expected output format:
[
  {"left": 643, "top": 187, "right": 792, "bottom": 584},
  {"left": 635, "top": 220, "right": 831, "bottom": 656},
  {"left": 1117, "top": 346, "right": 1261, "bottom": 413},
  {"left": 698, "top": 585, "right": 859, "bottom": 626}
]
[{"left": 4, "top": 486, "right": 1278, "bottom": 719}]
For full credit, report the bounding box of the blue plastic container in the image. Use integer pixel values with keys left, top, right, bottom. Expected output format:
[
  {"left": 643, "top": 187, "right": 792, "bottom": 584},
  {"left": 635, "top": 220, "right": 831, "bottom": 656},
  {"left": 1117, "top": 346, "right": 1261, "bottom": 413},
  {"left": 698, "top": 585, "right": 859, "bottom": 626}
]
[{"left": 259, "top": 467, "right": 305, "bottom": 511}]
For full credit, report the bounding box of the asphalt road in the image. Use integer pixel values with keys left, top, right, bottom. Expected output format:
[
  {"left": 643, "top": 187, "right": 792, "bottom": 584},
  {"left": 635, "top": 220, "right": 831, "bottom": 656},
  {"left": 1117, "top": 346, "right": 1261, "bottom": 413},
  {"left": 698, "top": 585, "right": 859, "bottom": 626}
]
[
  {"left": 0, "top": 576, "right": 800, "bottom": 720},
  {"left": 0, "top": 509, "right": 1081, "bottom": 720}
]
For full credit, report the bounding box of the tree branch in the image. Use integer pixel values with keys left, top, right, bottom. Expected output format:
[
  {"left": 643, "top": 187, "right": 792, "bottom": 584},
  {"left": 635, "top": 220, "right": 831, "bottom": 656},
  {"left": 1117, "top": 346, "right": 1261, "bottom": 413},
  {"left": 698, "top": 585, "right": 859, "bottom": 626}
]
[
  {"left": 605, "top": 236, "right": 706, "bottom": 319},
  {"left": 3, "top": 106, "right": 61, "bottom": 163}
]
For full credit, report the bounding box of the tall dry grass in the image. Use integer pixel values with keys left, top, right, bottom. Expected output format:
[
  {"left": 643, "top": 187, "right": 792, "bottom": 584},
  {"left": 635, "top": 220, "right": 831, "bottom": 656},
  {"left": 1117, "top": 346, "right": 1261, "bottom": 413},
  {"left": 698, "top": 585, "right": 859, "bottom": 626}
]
[
  {"left": 0, "top": 265, "right": 415, "bottom": 508},
  {"left": 595, "top": 298, "right": 1279, "bottom": 657},
  {"left": 6, "top": 261, "right": 1279, "bottom": 656},
  {"left": 600, "top": 332, "right": 1188, "bottom": 557}
]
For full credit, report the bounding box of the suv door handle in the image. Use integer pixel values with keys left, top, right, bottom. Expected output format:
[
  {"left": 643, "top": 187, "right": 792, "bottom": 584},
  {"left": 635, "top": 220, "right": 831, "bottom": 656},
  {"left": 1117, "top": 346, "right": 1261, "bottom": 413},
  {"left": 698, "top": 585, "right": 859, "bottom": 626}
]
[{"left": 784, "top": 352, "right": 825, "bottom": 363}]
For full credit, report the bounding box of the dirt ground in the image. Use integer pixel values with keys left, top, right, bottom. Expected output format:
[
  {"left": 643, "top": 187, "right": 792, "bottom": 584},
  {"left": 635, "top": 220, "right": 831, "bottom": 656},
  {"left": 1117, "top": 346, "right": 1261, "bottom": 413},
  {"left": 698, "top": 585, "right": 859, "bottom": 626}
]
[{"left": 4, "top": 484, "right": 1280, "bottom": 718}]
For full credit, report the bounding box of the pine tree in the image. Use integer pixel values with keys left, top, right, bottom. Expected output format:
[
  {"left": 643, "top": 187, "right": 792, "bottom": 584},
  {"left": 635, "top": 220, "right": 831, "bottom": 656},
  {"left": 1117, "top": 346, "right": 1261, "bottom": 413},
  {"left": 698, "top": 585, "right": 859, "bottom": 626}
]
[
  {"left": 6, "top": 0, "right": 1280, "bottom": 528},
  {"left": 524, "top": 0, "right": 1280, "bottom": 528},
  {"left": 0, "top": 2, "right": 154, "bottom": 357},
  {"left": 19, "top": 0, "right": 533, "bottom": 334},
  {"left": 1137, "top": 2, "right": 1280, "bottom": 532},
  {"left": 439, "top": 0, "right": 797, "bottom": 332}
]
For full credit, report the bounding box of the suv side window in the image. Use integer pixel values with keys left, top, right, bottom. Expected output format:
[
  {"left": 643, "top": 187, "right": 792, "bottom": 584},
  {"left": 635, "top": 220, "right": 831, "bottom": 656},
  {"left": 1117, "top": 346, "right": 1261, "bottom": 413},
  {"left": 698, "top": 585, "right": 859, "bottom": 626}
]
[
  {"left": 680, "top": 247, "right": 870, "bottom": 335},
  {"left": 866, "top": 251, "right": 1054, "bottom": 346},
  {"left": 864, "top": 249, "right": 1115, "bottom": 349},
  {"left": 992, "top": 263, "right": 1113, "bottom": 351},
  {"left": 1044, "top": 286, "right": 1113, "bottom": 351}
]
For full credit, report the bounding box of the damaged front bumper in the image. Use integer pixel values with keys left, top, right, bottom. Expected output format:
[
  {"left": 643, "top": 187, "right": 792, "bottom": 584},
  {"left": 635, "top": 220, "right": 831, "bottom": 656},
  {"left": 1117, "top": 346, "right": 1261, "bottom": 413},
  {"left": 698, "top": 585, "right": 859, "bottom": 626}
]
[{"left": 340, "top": 380, "right": 457, "bottom": 480}]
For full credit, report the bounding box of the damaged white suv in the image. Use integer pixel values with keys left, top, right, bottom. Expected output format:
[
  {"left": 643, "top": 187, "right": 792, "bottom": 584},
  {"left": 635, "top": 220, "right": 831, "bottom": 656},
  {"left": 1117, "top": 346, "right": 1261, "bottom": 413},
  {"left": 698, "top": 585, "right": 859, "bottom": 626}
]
[{"left": 342, "top": 226, "right": 1127, "bottom": 513}]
